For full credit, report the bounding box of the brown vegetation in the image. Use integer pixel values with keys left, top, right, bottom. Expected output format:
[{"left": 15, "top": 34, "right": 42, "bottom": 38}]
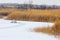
[
  {"left": 0, "top": 9, "right": 60, "bottom": 22},
  {"left": 7, "top": 9, "right": 60, "bottom": 22},
  {"left": 0, "top": 8, "right": 19, "bottom": 18},
  {"left": 34, "top": 27, "right": 55, "bottom": 35},
  {"left": 34, "top": 20, "right": 60, "bottom": 36}
]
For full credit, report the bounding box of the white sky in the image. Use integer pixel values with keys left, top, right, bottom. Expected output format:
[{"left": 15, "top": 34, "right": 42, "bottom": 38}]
[{"left": 0, "top": 0, "right": 60, "bottom": 5}]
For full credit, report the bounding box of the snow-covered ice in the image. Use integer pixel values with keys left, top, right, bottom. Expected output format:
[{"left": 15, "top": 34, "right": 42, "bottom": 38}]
[{"left": 0, "top": 19, "right": 58, "bottom": 40}]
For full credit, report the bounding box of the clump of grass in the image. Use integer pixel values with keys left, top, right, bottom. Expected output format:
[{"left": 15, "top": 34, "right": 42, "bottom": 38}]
[
  {"left": 53, "top": 20, "right": 60, "bottom": 35},
  {"left": 34, "top": 27, "right": 55, "bottom": 35},
  {"left": 34, "top": 20, "right": 60, "bottom": 36}
]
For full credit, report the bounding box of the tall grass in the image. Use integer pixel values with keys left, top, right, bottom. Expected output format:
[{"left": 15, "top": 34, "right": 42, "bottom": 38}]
[
  {"left": 7, "top": 9, "right": 60, "bottom": 22},
  {"left": 34, "top": 20, "right": 60, "bottom": 36},
  {"left": 54, "top": 20, "right": 60, "bottom": 35}
]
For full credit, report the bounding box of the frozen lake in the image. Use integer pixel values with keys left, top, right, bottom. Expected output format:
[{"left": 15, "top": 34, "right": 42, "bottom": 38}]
[{"left": 0, "top": 19, "right": 57, "bottom": 40}]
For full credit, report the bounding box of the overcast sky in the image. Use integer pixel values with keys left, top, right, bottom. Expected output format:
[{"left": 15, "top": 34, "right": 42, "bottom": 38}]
[{"left": 0, "top": 0, "right": 60, "bottom": 5}]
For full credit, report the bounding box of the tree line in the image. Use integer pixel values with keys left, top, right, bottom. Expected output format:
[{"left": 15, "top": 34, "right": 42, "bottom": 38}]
[{"left": 0, "top": 3, "right": 60, "bottom": 9}]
